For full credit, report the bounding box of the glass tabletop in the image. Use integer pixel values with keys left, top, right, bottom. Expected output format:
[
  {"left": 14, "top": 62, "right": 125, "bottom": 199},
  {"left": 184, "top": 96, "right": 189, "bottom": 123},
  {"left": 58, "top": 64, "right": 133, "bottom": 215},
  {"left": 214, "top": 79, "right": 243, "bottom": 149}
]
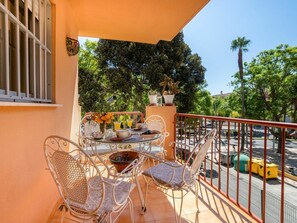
[{"left": 94, "top": 133, "right": 160, "bottom": 144}]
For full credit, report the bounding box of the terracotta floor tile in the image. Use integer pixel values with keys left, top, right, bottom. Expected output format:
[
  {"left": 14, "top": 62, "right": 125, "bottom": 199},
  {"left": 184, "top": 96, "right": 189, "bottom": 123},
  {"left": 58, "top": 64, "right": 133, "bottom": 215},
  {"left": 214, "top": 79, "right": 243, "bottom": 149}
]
[
  {"left": 148, "top": 201, "right": 176, "bottom": 221},
  {"left": 49, "top": 179, "right": 256, "bottom": 223},
  {"left": 132, "top": 205, "right": 155, "bottom": 223},
  {"left": 155, "top": 216, "right": 189, "bottom": 223},
  {"left": 215, "top": 205, "right": 251, "bottom": 223}
]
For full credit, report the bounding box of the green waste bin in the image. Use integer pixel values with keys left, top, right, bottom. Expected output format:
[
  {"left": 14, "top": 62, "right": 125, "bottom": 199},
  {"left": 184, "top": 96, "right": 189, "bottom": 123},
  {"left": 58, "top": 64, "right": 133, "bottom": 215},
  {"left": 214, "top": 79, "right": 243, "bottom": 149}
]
[{"left": 234, "top": 154, "right": 250, "bottom": 173}]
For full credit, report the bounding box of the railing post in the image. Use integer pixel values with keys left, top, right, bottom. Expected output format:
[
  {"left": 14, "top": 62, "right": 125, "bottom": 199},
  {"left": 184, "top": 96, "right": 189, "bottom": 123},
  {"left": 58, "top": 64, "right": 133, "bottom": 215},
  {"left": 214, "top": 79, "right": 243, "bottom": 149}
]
[{"left": 261, "top": 190, "right": 264, "bottom": 222}]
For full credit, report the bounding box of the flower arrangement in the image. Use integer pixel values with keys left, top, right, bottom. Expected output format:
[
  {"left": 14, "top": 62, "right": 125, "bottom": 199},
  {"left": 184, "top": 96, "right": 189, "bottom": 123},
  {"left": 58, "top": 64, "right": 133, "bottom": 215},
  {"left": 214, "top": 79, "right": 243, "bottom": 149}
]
[
  {"left": 160, "top": 75, "right": 181, "bottom": 95},
  {"left": 91, "top": 112, "right": 114, "bottom": 124},
  {"left": 83, "top": 112, "right": 114, "bottom": 132}
]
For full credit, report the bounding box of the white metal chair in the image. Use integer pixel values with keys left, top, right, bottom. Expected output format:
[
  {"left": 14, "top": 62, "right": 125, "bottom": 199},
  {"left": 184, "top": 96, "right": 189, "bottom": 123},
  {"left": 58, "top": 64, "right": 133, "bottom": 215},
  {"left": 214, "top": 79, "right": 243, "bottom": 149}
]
[
  {"left": 134, "top": 115, "right": 169, "bottom": 158},
  {"left": 79, "top": 112, "right": 114, "bottom": 156},
  {"left": 44, "top": 135, "right": 139, "bottom": 223},
  {"left": 142, "top": 128, "right": 217, "bottom": 223}
]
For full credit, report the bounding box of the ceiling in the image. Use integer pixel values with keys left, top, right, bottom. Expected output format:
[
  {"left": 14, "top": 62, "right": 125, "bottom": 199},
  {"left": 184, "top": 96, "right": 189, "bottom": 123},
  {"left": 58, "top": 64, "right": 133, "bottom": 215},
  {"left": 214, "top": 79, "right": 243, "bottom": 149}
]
[{"left": 67, "top": 0, "right": 210, "bottom": 44}]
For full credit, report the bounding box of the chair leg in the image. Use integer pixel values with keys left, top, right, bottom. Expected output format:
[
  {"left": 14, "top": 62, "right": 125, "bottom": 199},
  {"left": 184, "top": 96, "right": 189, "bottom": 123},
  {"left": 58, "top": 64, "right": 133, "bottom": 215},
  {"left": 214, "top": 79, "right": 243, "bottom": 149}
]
[
  {"left": 172, "top": 190, "right": 178, "bottom": 223},
  {"left": 60, "top": 208, "right": 65, "bottom": 223},
  {"left": 108, "top": 213, "right": 112, "bottom": 223},
  {"left": 194, "top": 181, "right": 200, "bottom": 223},
  {"left": 128, "top": 197, "right": 135, "bottom": 223},
  {"left": 143, "top": 175, "right": 150, "bottom": 211},
  {"left": 171, "top": 190, "right": 184, "bottom": 223},
  {"left": 195, "top": 181, "right": 200, "bottom": 212},
  {"left": 179, "top": 190, "right": 184, "bottom": 223}
]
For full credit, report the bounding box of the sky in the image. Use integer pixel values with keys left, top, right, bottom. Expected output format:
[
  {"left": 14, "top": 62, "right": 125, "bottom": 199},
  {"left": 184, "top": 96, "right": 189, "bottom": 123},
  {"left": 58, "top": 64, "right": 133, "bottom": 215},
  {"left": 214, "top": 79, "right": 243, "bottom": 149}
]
[
  {"left": 183, "top": 0, "right": 297, "bottom": 95},
  {"left": 79, "top": 0, "right": 297, "bottom": 95}
]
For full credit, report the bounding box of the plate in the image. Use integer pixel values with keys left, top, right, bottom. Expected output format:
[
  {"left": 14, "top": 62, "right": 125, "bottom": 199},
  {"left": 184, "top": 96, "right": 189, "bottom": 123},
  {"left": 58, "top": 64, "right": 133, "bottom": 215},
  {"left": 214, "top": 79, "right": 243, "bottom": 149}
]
[
  {"left": 132, "top": 128, "right": 148, "bottom": 132},
  {"left": 110, "top": 135, "right": 132, "bottom": 141},
  {"left": 133, "top": 128, "right": 142, "bottom": 131}
]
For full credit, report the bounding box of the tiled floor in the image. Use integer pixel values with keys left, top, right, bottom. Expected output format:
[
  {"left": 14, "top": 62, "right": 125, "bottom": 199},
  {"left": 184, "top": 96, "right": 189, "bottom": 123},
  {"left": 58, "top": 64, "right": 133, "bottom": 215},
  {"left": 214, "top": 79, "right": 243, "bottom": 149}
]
[{"left": 49, "top": 176, "right": 256, "bottom": 223}]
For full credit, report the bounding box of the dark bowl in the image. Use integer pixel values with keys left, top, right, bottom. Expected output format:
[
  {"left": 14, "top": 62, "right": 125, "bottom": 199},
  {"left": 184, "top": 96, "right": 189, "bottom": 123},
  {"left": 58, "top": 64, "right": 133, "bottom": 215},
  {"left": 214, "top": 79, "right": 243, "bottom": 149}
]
[{"left": 109, "top": 151, "right": 139, "bottom": 173}]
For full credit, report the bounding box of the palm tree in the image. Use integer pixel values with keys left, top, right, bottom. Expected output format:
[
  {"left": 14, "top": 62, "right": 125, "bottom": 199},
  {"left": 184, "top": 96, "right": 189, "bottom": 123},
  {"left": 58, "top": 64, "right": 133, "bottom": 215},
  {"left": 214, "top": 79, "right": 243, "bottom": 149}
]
[{"left": 231, "top": 37, "right": 251, "bottom": 151}]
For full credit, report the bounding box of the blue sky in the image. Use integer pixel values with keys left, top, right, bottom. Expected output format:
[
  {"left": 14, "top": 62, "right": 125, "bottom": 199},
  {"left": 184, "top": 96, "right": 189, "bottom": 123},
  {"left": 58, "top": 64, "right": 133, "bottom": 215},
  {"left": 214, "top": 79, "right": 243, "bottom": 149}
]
[
  {"left": 79, "top": 0, "right": 297, "bottom": 95},
  {"left": 183, "top": 0, "right": 297, "bottom": 95}
]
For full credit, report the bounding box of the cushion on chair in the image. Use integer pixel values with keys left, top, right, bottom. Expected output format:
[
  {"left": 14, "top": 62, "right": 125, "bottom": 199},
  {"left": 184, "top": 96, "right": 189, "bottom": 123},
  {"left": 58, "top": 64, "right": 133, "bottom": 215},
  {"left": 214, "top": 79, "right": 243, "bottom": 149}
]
[
  {"left": 142, "top": 161, "right": 194, "bottom": 190},
  {"left": 68, "top": 176, "right": 135, "bottom": 215}
]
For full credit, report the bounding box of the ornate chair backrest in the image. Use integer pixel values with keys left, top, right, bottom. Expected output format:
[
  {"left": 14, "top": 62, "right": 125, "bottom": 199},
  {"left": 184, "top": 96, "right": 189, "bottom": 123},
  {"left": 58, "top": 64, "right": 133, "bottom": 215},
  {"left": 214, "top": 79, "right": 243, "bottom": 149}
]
[
  {"left": 44, "top": 136, "right": 104, "bottom": 214},
  {"left": 145, "top": 115, "right": 168, "bottom": 147},
  {"left": 79, "top": 112, "right": 100, "bottom": 146},
  {"left": 183, "top": 129, "right": 217, "bottom": 184}
]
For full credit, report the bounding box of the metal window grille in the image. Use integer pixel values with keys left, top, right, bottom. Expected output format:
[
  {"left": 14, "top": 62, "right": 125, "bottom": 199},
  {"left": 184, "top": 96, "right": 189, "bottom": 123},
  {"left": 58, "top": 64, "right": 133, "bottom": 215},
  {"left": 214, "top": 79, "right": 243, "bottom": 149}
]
[{"left": 0, "top": 0, "right": 52, "bottom": 103}]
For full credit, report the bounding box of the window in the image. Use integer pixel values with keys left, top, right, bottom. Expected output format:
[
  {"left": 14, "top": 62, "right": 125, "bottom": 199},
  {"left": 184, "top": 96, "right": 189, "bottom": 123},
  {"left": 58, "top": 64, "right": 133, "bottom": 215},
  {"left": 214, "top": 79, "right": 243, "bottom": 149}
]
[{"left": 0, "top": 0, "right": 52, "bottom": 103}]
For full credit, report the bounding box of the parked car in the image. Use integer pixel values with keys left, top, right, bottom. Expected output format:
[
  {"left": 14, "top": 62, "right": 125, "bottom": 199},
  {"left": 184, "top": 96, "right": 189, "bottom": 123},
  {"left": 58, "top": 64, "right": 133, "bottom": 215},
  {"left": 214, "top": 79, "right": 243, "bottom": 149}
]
[
  {"left": 253, "top": 125, "right": 264, "bottom": 130},
  {"left": 289, "top": 131, "right": 297, "bottom": 139}
]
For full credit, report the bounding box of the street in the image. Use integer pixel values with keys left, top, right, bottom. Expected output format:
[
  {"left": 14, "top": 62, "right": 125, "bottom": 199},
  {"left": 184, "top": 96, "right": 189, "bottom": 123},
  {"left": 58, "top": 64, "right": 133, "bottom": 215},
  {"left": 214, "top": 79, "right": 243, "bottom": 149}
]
[{"left": 203, "top": 159, "right": 297, "bottom": 223}]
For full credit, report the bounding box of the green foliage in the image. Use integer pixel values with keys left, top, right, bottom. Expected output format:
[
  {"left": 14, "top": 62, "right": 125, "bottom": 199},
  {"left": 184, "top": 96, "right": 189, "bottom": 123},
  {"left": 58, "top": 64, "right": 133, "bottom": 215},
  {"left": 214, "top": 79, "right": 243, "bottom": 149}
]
[
  {"left": 231, "top": 111, "right": 240, "bottom": 118},
  {"left": 78, "top": 68, "right": 104, "bottom": 112},
  {"left": 212, "top": 96, "right": 232, "bottom": 117},
  {"left": 230, "top": 37, "right": 251, "bottom": 53},
  {"left": 246, "top": 45, "right": 297, "bottom": 120},
  {"left": 78, "top": 40, "right": 118, "bottom": 113},
  {"left": 95, "top": 32, "right": 206, "bottom": 113},
  {"left": 192, "top": 89, "right": 212, "bottom": 115},
  {"left": 78, "top": 40, "right": 99, "bottom": 74},
  {"left": 230, "top": 44, "right": 297, "bottom": 152}
]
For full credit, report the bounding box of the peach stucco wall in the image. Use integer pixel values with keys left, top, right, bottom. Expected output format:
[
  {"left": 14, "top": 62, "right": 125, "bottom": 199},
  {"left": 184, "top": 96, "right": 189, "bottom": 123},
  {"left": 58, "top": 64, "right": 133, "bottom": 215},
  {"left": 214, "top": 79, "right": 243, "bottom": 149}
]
[
  {"left": 146, "top": 106, "right": 176, "bottom": 160},
  {"left": 0, "top": 1, "right": 81, "bottom": 222}
]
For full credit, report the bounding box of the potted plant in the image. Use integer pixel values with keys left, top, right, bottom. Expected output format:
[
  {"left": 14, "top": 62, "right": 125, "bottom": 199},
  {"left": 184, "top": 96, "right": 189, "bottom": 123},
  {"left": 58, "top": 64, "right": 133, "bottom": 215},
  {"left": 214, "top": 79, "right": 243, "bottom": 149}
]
[
  {"left": 160, "top": 75, "right": 181, "bottom": 105},
  {"left": 148, "top": 90, "right": 158, "bottom": 105}
]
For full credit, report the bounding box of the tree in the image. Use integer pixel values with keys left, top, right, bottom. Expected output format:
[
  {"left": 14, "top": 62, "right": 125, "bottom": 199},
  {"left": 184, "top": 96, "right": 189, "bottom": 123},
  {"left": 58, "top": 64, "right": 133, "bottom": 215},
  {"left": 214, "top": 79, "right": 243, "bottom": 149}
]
[
  {"left": 231, "top": 44, "right": 297, "bottom": 153},
  {"left": 78, "top": 40, "right": 103, "bottom": 113},
  {"left": 246, "top": 45, "right": 297, "bottom": 152},
  {"left": 78, "top": 68, "right": 104, "bottom": 112},
  {"left": 78, "top": 40, "right": 118, "bottom": 113},
  {"left": 231, "top": 37, "right": 251, "bottom": 151},
  {"left": 192, "top": 87, "right": 212, "bottom": 115},
  {"left": 79, "top": 40, "right": 99, "bottom": 74},
  {"left": 95, "top": 32, "right": 206, "bottom": 113}
]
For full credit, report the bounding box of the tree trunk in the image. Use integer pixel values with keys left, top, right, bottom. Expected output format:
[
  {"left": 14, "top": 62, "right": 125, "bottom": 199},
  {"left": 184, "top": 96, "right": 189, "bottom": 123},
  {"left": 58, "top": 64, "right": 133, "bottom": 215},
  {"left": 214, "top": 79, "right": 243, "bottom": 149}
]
[
  {"left": 238, "top": 48, "right": 245, "bottom": 151},
  {"left": 277, "top": 131, "right": 282, "bottom": 154}
]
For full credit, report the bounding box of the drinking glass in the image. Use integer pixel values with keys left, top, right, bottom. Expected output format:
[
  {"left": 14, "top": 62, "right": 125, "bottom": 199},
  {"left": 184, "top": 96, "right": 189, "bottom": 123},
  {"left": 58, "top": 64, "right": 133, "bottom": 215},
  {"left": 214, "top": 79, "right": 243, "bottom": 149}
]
[
  {"left": 113, "top": 121, "right": 121, "bottom": 131},
  {"left": 127, "top": 119, "right": 133, "bottom": 129}
]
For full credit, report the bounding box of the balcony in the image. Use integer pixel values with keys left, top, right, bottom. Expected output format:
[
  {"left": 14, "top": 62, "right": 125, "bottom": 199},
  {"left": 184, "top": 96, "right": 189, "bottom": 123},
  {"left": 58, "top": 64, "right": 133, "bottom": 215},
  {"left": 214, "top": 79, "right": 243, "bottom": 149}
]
[
  {"left": 49, "top": 167, "right": 256, "bottom": 223},
  {"left": 2, "top": 1, "right": 295, "bottom": 222},
  {"left": 48, "top": 110, "right": 297, "bottom": 223}
]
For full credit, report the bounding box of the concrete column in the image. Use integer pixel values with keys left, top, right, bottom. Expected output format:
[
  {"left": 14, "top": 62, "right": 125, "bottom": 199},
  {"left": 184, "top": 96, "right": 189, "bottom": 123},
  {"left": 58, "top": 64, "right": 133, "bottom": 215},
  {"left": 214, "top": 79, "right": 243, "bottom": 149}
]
[{"left": 146, "top": 106, "right": 176, "bottom": 160}]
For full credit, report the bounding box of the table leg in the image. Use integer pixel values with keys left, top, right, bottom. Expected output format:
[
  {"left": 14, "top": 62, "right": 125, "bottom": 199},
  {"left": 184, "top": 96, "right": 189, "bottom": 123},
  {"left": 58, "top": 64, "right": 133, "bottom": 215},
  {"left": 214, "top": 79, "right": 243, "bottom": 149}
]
[{"left": 135, "top": 175, "right": 146, "bottom": 214}]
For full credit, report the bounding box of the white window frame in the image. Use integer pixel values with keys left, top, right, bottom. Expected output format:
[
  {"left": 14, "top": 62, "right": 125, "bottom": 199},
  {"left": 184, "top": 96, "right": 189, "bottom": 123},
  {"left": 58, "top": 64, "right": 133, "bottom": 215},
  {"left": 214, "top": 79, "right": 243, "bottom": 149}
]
[{"left": 0, "top": 0, "right": 52, "bottom": 103}]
